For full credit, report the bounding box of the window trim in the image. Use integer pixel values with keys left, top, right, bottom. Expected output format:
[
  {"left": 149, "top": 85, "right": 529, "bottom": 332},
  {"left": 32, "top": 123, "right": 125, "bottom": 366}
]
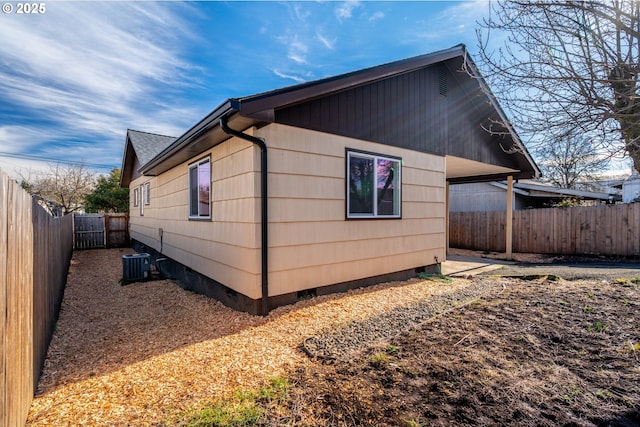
[
  {"left": 139, "top": 184, "right": 145, "bottom": 216},
  {"left": 188, "top": 156, "right": 212, "bottom": 220},
  {"left": 143, "top": 182, "right": 150, "bottom": 206},
  {"left": 133, "top": 187, "right": 139, "bottom": 208},
  {"left": 346, "top": 149, "right": 402, "bottom": 220}
]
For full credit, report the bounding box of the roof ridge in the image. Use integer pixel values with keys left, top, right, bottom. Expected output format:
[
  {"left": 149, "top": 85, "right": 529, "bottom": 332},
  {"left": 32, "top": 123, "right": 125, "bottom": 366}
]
[
  {"left": 236, "top": 44, "right": 467, "bottom": 105},
  {"left": 127, "top": 128, "right": 177, "bottom": 139}
]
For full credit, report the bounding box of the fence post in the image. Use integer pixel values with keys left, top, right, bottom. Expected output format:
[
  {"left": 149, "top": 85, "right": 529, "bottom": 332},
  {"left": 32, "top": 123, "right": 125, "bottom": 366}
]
[
  {"left": 506, "top": 176, "right": 513, "bottom": 260},
  {"left": 446, "top": 181, "right": 450, "bottom": 254},
  {"left": 104, "top": 214, "right": 110, "bottom": 249}
]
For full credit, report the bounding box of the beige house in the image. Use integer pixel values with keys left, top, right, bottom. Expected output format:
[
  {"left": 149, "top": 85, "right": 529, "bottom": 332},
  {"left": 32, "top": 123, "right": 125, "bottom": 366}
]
[{"left": 121, "top": 45, "right": 539, "bottom": 314}]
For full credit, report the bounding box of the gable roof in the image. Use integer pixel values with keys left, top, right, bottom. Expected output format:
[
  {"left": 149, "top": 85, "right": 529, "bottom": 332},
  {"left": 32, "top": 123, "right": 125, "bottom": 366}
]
[
  {"left": 120, "top": 129, "right": 176, "bottom": 186},
  {"left": 126, "top": 45, "right": 539, "bottom": 182}
]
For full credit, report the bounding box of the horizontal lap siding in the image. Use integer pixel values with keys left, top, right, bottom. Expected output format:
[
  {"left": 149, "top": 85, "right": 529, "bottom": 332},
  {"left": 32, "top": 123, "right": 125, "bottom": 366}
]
[
  {"left": 257, "top": 124, "right": 446, "bottom": 297},
  {"left": 129, "top": 136, "right": 262, "bottom": 299}
]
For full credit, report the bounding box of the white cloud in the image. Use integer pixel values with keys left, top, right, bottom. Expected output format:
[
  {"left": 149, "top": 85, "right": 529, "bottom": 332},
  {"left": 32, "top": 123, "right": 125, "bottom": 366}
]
[
  {"left": 0, "top": 2, "right": 203, "bottom": 167},
  {"left": 0, "top": 126, "right": 53, "bottom": 154},
  {"left": 335, "top": 0, "right": 361, "bottom": 21},
  {"left": 284, "top": 35, "right": 309, "bottom": 64},
  {"left": 369, "top": 11, "right": 385, "bottom": 22},
  {"left": 0, "top": 157, "right": 53, "bottom": 180},
  {"left": 272, "top": 69, "right": 306, "bottom": 83},
  {"left": 293, "top": 3, "right": 311, "bottom": 23},
  {"left": 316, "top": 31, "right": 335, "bottom": 50},
  {"left": 403, "top": 1, "right": 493, "bottom": 50}
]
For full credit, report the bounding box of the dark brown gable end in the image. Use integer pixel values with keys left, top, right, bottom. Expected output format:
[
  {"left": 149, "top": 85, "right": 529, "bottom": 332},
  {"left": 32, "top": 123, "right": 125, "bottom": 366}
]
[
  {"left": 139, "top": 45, "right": 539, "bottom": 182},
  {"left": 273, "top": 55, "right": 535, "bottom": 182}
]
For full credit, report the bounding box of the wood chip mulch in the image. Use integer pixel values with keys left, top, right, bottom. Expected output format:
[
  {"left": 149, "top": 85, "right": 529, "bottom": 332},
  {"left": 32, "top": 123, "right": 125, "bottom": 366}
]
[{"left": 26, "top": 249, "right": 475, "bottom": 426}]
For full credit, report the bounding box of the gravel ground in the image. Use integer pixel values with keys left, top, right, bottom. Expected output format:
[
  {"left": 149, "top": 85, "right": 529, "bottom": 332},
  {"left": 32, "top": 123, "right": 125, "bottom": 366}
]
[{"left": 302, "top": 278, "right": 503, "bottom": 361}]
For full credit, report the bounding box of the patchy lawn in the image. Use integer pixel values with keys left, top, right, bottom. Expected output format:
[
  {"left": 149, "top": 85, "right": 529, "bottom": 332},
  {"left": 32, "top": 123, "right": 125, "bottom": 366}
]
[{"left": 28, "top": 250, "right": 639, "bottom": 426}]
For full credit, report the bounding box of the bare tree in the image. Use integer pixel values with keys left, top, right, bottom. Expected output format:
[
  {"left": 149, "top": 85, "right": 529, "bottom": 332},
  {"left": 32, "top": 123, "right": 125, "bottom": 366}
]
[
  {"left": 20, "top": 163, "right": 95, "bottom": 215},
  {"left": 475, "top": 0, "right": 640, "bottom": 173},
  {"left": 536, "top": 134, "right": 610, "bottom": 189}
]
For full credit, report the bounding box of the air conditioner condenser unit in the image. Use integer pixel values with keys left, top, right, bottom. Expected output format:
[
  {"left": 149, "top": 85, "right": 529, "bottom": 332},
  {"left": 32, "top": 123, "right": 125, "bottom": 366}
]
[{"left": 122, "top": 253, "right": 151, "bottom": 284}]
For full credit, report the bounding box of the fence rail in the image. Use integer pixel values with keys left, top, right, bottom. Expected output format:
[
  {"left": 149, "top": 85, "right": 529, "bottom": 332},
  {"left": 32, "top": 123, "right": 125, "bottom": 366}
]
[
  {"left": 449, "top": 203, "right": 640, "bottom": 257},
  {"left": 1, "top": 169, "right": 73, "bottom": 427}
]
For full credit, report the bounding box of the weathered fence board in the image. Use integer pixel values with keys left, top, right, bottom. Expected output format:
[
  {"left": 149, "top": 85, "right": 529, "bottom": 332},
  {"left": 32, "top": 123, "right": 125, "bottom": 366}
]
[
  {"left": 74, "top": 213, "right": 128, "bottom": 250},
  {"left": 105, "top": 213, "right": 129, "bottom": 248},
  {"left": 1, "top": 169, "right": 73, "bottom": 427},
  {"left": 450, "top": 204, "right": 640, "bottom": 257},
  {"left": 73, "top": 213, "right": 105, "bottom": 249}
]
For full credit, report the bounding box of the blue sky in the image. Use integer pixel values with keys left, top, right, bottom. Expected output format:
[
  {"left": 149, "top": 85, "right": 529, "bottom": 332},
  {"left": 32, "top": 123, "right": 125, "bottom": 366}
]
[{"left": 0, "top": 0, "right": 492, "bottom": 177}]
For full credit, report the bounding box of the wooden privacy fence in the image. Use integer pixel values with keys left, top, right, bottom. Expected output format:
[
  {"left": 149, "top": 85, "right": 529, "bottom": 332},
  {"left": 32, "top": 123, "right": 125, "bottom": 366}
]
[
  {"left": 1, "top": 169, "right": 73, "bottom": 427},
  {"left": 449, "top": 203, "right": 640, "bottom": 257},
  {"left": 73, "top": 213, "right": 129, "bottom": 250}
]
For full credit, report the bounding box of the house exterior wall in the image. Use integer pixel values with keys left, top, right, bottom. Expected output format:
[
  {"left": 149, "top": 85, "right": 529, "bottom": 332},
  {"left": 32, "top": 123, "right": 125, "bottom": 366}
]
[
  {"left": 129, "top": 135, "right": 263, "bottom": 299},
  {"left": 255, "top": 124, "right": 446, "bottom": 297},
  {"left": 449, "top": 182, "right": 522, "bottom": 212},
  {"left": 129, "top": 123, "right": 446, "bottom": 301},
  {"left": 622, "top": 175, "right": 640, "bottom": 203}
]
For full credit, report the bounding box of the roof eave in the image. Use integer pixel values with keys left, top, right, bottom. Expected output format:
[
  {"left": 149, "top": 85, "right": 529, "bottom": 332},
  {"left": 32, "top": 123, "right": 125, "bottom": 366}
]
[
  {"left": 120, "top": 131, "right": 135, "bottom": 188},
  {"left": 236, "top": 44, "right": 467, "bottom": 119},
  {"left": 140, "top": 100, "right": 237, "bottom": 176}
]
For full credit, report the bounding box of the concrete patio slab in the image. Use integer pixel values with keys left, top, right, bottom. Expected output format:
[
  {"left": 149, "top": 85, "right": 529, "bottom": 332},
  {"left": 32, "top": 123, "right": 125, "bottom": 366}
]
[{"left": 442, "top": 255, "right": 516, "bottom": 277}]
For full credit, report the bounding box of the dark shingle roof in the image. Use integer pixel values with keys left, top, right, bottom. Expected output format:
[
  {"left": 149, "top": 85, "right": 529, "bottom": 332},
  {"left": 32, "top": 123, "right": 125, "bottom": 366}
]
[{"left": 127, "top": 129, "right": 176, "bottom": 166}]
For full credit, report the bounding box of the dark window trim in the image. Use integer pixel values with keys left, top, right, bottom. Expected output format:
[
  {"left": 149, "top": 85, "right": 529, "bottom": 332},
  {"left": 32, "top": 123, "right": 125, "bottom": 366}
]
[
  {"left": 188, "top": 155, "right": 212, "bottom": 221},
  {"left": 345, "top": 148, "right": 402, "bottom": 220}
]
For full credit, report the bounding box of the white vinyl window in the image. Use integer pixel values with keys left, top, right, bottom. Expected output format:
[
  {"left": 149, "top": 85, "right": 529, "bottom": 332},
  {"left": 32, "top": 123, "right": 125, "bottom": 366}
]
[
  {"left": 133, "top": 187, "right": 139, "bottom": 208},
  {"left": 143, "top": 182, "right": 150, "bottom": 205},
  {"left": 188, "top": 157, "right": 211, "bottom": 219},
  {"left": 347, "top": 150, "right": 401, "bottom": 219}
]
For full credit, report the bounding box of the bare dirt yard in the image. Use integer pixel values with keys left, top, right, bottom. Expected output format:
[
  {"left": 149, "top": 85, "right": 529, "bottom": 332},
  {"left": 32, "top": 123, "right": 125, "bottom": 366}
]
[{"left": 27, "top": 249, "right": 639, "bottom": 426}]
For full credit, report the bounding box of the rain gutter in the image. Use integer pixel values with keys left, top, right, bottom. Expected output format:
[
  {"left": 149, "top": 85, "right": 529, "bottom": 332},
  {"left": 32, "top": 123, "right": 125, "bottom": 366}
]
[{"left": 140, "top": 100, "right": 235, "bottom": 175}]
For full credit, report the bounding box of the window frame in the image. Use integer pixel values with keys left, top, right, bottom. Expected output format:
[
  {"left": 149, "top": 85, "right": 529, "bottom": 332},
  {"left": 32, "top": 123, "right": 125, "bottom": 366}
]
[
  {"left": 133, "top": 187, "right": 139, "bottom": 208},
  {"left": 346, "top": 149, "right": 402, "bottom": 219},
  {"left": 143, "top": 182, "right": 150, "bottom": 206},
  {"left": 188, "top": 156, "right": 212, "bottom": 220}
]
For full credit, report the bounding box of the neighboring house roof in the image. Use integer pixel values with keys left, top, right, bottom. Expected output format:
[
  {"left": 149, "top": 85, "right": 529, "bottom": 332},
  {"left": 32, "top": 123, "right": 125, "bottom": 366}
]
[
  {"left": 120, "top": 129, "right": 176, "bottom": 186},
  {"left": 491, "top": 180, "right": 621, "bottom": 202},
  {"left": 123, "top": 44, "right": 540, "bottom": 184}
]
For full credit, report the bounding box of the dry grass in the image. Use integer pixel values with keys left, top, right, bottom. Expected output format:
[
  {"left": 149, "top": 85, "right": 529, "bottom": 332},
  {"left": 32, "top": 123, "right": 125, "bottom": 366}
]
[{"left": 27, "top": 249, "right": 473, "bottom": 426}]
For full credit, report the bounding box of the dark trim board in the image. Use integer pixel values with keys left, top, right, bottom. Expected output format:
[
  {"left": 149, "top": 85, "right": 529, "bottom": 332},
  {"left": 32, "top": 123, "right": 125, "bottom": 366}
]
[{"left": 130, "top": 240, "right": 438, "bottom": 315}]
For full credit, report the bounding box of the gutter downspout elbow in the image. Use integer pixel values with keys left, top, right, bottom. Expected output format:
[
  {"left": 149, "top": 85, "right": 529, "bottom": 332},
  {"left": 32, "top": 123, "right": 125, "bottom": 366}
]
[{"left": 219, "top": 114, "right": 269, "bottom": 316}]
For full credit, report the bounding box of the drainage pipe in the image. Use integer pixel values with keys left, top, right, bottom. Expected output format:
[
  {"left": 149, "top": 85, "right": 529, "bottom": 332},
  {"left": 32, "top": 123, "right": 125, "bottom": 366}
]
[{"left": 219, "top": 114, "right": 269, "bottom": 315}]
